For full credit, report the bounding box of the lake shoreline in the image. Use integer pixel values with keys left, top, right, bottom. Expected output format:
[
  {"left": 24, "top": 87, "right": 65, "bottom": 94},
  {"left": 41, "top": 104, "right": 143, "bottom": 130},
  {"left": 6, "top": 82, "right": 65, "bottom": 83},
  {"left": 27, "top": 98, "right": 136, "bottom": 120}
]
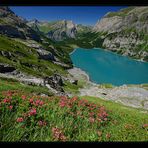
[
  {"left": 68, "top": 67, "right": 148, "bottom": 111},
  {"left": 93, "top": 47, "right": 148, "bottom": 63},
  {"left": 70, "top": 48, "right": 148, "bottom": 85}
]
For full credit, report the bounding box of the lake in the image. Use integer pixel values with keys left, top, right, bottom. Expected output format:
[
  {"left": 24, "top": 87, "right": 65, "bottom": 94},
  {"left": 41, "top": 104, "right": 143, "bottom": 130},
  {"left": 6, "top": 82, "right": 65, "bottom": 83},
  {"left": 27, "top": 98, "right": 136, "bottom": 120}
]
[{"left": 70, "top": 48, "right": 148, "bottom": 86}]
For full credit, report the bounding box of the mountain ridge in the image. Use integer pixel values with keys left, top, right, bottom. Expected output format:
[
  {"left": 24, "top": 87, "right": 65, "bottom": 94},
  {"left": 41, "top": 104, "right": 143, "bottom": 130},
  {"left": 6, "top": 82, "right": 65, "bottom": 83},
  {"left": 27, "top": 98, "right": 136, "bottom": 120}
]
[{"left": 27, "top": 19, "right": 92, "bottom": 41}]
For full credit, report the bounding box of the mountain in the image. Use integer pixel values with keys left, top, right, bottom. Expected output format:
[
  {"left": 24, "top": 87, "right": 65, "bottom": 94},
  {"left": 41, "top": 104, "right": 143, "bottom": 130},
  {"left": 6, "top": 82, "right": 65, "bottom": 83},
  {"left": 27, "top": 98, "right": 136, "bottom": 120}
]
[
  {"left": 93, "top": 7, "right": 148, "bottom": 61},
  {"left": 27, "top": 20, "right": 77, "bottom": 41},
  {"left": 0, "top": 7, "right": 40, "bottom": 41},
  {"left": 27, "top": 20, "right": 92, "bottom": 41},
  {"left": 26, "top": 19, "right": 41, "bottom": 33},
  {"left": 46, "top": 20, "right": 77, "bottom": 41}
]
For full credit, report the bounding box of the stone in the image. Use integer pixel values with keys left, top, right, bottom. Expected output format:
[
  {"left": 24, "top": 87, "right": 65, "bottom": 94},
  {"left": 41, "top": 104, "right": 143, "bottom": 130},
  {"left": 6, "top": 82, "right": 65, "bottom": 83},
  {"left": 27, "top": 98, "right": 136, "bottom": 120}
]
[
  {"left": 70, "top": 79, "right": 78, "bottom": 85},
  {"left": 43, "top": 74, "right": 64, "bottom": 92},
  {"left": 0, "top": 63, "right": 16, "bottom": 73}
]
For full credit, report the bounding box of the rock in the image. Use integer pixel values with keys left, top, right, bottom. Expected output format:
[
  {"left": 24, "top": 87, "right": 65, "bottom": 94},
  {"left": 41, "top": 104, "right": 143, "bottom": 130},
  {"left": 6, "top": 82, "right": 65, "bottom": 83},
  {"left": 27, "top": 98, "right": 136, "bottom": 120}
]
[
  {"left": 0, "top": 63, "right": 16, "bottom": 73},
  {"left": 43, "top": 74, "right": 64, "bottom": 92},
  {"left": 70, "top": 79, "right": 78, "bottom": 85},
  {"left": 0, "top": 50, "right": 13, "bottom": 59},
  {"left": 53, "top": 61, "right": 72, "bottom": 69},
  {"left": 0, "top": 25, "right": 26, "bottom": 39},
  {"left": 102, "top": 93, "right": 107, "bottom": 95}
]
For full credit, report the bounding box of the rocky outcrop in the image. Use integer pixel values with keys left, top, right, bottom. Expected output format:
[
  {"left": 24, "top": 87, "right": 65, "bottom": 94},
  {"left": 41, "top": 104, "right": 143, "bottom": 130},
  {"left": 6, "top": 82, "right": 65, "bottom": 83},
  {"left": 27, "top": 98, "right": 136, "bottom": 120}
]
[
  {"left": 0, "top": 63, "right": 16, "bottom": 73},
  {"left": 0, "top": 50, "right": 14, "bottom": 59},
  {"left": 26, "top": 42, "right": 56, "bottom": 61},
  {"left": 43, "top": 74, "right": 64, "bottom": 92}
]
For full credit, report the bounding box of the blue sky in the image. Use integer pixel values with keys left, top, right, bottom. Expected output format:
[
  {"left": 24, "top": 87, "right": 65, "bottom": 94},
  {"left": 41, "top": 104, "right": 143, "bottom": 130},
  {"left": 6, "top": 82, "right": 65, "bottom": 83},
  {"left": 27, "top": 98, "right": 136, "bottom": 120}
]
[{"left": 10, "top": 6, "right": 127, "bottom": 26}]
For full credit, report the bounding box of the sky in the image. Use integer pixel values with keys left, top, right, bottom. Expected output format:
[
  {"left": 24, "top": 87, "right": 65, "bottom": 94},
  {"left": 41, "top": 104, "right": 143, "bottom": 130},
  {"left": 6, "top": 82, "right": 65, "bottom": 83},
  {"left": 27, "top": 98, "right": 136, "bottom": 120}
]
[{"left": 10, "top": 6, "right": 128, "bottom": 26}]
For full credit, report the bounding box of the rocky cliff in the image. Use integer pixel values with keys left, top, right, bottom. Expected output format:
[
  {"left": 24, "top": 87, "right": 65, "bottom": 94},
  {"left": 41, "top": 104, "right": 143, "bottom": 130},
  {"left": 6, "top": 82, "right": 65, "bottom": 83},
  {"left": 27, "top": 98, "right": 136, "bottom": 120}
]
[
  {"left": 0, "top": 7, "right": 41, "bottom": 41},
  {"left": 46, "top": 20, "right": 77, "bottom": 41},
  {"left": 93, "top": 7, "right": 148, "bottom": 61}
]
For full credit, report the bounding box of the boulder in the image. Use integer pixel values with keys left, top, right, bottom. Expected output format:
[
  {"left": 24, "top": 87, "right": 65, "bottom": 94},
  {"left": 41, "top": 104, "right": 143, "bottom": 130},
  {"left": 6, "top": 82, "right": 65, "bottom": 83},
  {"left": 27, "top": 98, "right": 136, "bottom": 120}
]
[
  {"left": 0, "top": 63, "right": 16, "bottom": 73},
  {"left": 0, "top": 50, "right": 13, "bottom": 59},
  {"left": 43, "top": 74, "right": 64, "bottom": 92}
]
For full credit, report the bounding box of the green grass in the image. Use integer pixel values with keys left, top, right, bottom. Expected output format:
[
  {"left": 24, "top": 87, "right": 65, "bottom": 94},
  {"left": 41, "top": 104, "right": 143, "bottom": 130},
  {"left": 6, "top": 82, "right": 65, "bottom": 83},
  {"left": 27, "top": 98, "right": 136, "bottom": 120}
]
[
  {"left": 63, "top": 79, "right": 86, "bottom": 95},
  {"left": 0, "top": 78, "right": 148, "bottom": 141},
  {"left": 98, "top": 83, "right": 114, "bottom": 89},
  {"left": 81, "top": 96, "right": 148, "bottom": 141},
  {"left": 56, "top": 32, "right": 104, "bottom": 51},
  {"left": 105, "top": 7, "right": 135, "bottom": 18},
  {"left": 0, "top": 77, "right": 53, "bottom": 96},
  {"left": 0, "top": 35, "right": 69, "bottom": 77}
]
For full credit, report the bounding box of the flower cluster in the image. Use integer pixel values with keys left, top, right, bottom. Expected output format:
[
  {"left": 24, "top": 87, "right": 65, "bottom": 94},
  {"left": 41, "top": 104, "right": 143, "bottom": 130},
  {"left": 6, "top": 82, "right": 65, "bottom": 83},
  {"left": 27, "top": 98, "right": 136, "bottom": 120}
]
[
  {"left": 58, "top": 96, "right": 109, "bottom": 124},
  {"left": 30, "top": 99, "right": 44, "bottom": 107},
  {"left": 0, "top": 89, "right": 111, "bottom": 141},
  {"left": 17, "top": 117, "right": 24, "bottom": 123},
  {"left": 29, "top": 108, "right": 37, "bottom": 116},
  {"left": 52, "top": 127, "right": 67, "bottom": 141},
  {"left": 38, "top": 120, "right": 47, "bottom": 127}
]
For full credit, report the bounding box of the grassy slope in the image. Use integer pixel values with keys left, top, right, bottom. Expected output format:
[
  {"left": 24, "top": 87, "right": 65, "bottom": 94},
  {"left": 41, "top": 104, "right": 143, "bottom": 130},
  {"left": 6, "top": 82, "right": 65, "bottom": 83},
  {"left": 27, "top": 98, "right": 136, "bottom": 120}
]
[
  {"left": 0, "top": 35, "right": 68, "bottom": 77},
  {"left": 82, "top": 96, "right": 148, "bottom": 141},
  {"left": 0, "top": 78, "right": 148, "bottom": 141}
]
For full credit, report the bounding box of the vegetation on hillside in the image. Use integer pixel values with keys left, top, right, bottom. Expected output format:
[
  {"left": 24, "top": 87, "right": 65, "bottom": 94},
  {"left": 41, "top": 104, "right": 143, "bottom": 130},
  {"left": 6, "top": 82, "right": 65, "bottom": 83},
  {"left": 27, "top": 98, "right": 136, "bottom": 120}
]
[
  {"left": 105, "top": 7, "right": 135, "bottom": 18},
  {"left": 57, "top": 32, "right": 104, "bottom": 50},
  {"left": 0, "top": 78, "right": 148, "bottom": 141},
  {"left": 0, "top": 35, "right": 70, "bottom": 77}
]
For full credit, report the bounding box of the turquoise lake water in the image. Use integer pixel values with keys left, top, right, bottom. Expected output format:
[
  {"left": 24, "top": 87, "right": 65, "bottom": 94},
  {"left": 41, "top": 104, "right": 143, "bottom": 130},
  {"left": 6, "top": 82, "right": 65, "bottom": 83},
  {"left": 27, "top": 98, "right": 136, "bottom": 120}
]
[{"left": 70, "top": 48, "right": 148, "bottom": 86}]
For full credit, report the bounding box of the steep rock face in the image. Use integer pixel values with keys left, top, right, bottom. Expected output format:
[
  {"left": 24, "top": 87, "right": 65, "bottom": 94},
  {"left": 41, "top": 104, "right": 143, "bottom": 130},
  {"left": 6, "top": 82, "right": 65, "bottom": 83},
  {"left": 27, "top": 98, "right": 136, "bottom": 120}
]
[
  {"left": 46, "top": 20, "right": 77, "bottom": 41},
  {"left": 93, "top": 7, "right": 148, "bottom": 61},
  {"left": 0, "top": 7, "right": 40, "bottom": 41}
]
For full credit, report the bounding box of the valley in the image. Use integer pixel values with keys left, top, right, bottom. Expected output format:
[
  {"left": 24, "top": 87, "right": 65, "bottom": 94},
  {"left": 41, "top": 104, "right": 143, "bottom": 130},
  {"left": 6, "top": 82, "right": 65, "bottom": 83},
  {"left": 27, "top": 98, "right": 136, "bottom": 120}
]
[{"left": 0, "top": 6, "right": 148, "bottom": 142}]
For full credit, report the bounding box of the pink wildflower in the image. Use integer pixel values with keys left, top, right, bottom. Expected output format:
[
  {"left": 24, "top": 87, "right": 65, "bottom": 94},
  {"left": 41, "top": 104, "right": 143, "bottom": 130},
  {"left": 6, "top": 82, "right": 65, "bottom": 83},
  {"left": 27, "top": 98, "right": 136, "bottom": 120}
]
[
  {"left": 89, "top": 117, "right": 95, "bottom": 123},
  {"left": 21, "top": 95, "right": 26, "bottom": 100},
  {"left": 29, "top": 98, "right": 34, "bottom": 103},
  {"left": 38, "top": 120, "right": 47, "bottom": 126},
  {"left": 8, "top": 105, "right": 13, "bottom": 110},
  {"left": 29, "top": 108, "right": 37, "bottom": 116},
  {"left": 17, "top": 117, "right": 24, "bottom": 123},
  {"left": 3, "top": 98, "right": 11, "bottom": 103}
]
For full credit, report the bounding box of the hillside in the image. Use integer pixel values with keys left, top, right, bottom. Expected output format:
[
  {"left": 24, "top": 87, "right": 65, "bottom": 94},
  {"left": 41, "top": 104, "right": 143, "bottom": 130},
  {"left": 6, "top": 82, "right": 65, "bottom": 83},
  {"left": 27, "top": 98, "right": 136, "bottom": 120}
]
[
  {"left": 0, "top": 78, "right": 148, "bottom": 141},
  {"left": 0, "top": 7, "right": 40, "bottom": 41},
  {"left": 93, "top": 7, "right": 148, "bottom": 61},
  {"left": 0, "top": 7, "right": 81, "bottom": 96},
  {"left": 0, "top": 6, "right": 148, "bottom": 142}
]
